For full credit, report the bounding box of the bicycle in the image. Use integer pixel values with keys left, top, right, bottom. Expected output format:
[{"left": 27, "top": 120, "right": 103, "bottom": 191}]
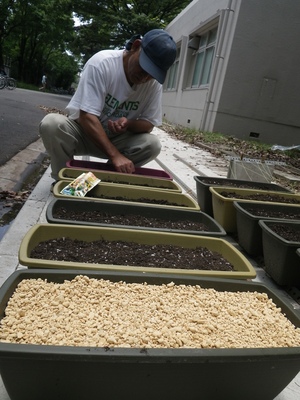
[{"left": 0, "top": 75, "right": 17, "bottom": 90}]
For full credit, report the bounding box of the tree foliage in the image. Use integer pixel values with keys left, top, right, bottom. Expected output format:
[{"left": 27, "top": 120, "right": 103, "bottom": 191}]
[
  {"left": 1, "top": 0, "right": 192, "bottom": 88},
  {"left": 71, "top": 0, "right": 192, "bottom": 63}
]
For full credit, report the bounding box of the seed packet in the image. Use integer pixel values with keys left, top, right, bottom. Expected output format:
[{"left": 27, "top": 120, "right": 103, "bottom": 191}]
[{"left": 60, "top": 172, "right": 100, "bottom": 197}]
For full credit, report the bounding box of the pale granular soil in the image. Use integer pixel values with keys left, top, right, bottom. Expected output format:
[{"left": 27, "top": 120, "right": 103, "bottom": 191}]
[{"left": 1, "top": 276, "right": 300, "bottom": 349}]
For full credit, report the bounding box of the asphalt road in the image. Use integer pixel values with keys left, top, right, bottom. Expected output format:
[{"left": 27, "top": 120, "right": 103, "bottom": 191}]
[{"left": 0, "top": 88, "right": 71, "bottom": 166}]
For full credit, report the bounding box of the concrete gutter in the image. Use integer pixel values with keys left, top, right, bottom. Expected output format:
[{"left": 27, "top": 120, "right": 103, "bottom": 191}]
[{"left": 0, "top": 138, "right": 47, "bottom": 192}]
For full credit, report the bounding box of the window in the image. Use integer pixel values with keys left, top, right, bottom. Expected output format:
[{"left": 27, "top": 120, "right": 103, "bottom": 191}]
[
  {"left": 165, "top": 47, "right": 180, "bottom": 90},
  {"left": 187, "top": 27, "right": 217, "bottom": 88}
]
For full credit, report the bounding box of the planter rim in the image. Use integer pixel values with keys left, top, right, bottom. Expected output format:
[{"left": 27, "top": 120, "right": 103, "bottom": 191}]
[
  {"left": 59, "top": 168, "right": 182, "bottom": 192},
  {"left": 209, "top": 186, "right": 300, "bottom": 206},
  {"left": 46, "top": 198, "right": 226, "bottom": 236},
  {"left": 0, "top": 268, "right": 300, "bottom": 354},
  {"left": 19, "top": 223, "right": 256, "bottom": 279},
  {"left": 53, "top": 181, "right": 200, "bottom": 210},
  {"left": 194, "top": 176, "right": 290, "bottom": 192},
  {"left": 66, "top": 159, "right": 173, "bottom": 180},
  {"left": 233, "top": 201, "right": 300, "bottom": 221}
]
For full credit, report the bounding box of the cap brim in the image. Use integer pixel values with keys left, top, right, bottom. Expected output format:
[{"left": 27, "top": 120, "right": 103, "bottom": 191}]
[{"left": 139, "top": 49, "right": 166, "bottom": 84}]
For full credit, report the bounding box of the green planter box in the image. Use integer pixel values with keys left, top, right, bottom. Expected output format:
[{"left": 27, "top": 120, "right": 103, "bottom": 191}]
[
  {"left": 209, "top": 186, "right": 300, "bottom": 233},
  {"left": 19, "top": 224, "right": 255, "bottom": 279},
  {"left": 259, "top": 220, "right": 300, "bottom": 286},
  {"left": 234, "top": 202, "right": 300, "bottom": 256},
  {"left": 194, "top": 176, "right": 290, "bottom": 217},
  {"left": 59, "top": 168, "right": 182, "bottom": 192},
  {"left": 53, "top": 180, "right": 200, "bottom": 211},
  {"left": 46, "top": 198, "right": 226, "bottom": 237},
  {"left": 0, "top": 269, "right": 299, "bottom": 400}
]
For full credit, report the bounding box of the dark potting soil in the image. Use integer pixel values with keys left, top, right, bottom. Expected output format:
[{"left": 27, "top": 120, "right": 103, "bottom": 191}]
[
  {"left": 104, "top": 180, "right": 165, "bottom": 188},
  {"left": 63, "top": 172, "right": 168, "bottom": 189},
  {"left": 269, "top": 224, "right": 300, "bottom": 242},
  {"left": 30, "top": 239, "right": 234, "bottom": 271},
  {"left": 220, "top": 191, "right": 300, "bottom": 204},
  {"left": 52, "top": 206, "right": 210, "bottom": 231},
  {"left": 245, "top": 207, "right": 300, "bottom": 220},
  {"left": 88, "top": 190, "right": 188, "bottom": 207},
  {"left": 201, "top": 179, "right": 278, "bottom": 190}
]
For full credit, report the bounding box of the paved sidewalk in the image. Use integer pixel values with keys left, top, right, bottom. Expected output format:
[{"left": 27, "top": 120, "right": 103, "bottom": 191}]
[{"left": 0, "top": 128, "right": 299, "bottom": 399}]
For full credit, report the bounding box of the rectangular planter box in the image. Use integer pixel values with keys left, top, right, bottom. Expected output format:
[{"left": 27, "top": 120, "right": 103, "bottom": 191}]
[
  {"left": 19, "top": 224, "right": 255, "bottom": 279},
  {"left": 58, "top": 168, "right": 182, "bottom": 192},
  {"left": 53, "top": 180, "right": 200, "bottom": 211},
  {"left": 227, "top": 159, "right": 274, "bottom": 182},
  {"left": 66, "top": 159, "right": 173, "bottom": 179},
  {"left": 194, "top": 176, "right": 290, "bottom": 217},
  {"left": 259, "top": 220, "right": 300, "bottom": 286},
  {"left": 46, "top": 198, "right": 227, "bottom": 236},
  {"left": 209, "top": 186, "right": 300, "bottom": 233},
  {"left": 0, "top": 269, "right": 300, "bottom": 400},
  {"left": 234, "top": 202, "right": 300, "bottom": 256}
]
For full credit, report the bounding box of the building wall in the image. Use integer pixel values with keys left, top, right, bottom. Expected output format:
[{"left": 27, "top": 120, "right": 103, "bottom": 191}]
[
  {"left": 163, "top": 0, "right": 300, "bottom": 146},
  {"left": 163, "top": 0, "right": 233, "bottom": 129}
]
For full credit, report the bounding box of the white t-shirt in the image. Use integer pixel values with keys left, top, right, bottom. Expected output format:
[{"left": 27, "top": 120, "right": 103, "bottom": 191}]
[{"left": 66, "top": 50, "right": 162, "bottom": 132}]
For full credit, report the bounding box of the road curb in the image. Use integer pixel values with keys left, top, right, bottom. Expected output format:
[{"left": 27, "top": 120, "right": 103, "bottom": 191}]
[{"left": 0, "top": 138, "right": 47, "bottom": 192}]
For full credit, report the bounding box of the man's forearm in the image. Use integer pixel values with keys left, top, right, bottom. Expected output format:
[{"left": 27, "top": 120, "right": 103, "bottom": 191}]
[
  {"left": 77, "top": 111, "right": 121, "bottom": 159},
  {"left": 126, "top": 118, "right": 153, "bottom": 133}
]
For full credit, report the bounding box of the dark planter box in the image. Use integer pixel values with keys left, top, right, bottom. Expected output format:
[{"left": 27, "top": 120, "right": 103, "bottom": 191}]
[
  {"left": 53, "top": 180, "right": 200, "bottom": 211},
  {"left": 234, "top": 202, "right": 300, "bottom": 256},
  {"left": 194, "top": 176, "right": 290, "bottom": 217},
  {"left": 46, "top": 198, "right": 227, "bottom": 236},
  {"left": 58, "top": 167, "right": 181, "bottom": 192},
  {"left": 0, "top": 269, "right": 300, "bottom": 400},
  {"left": 66, "top": 159, "right": 173, "bottom": 180},
  {"left": 259, "top": 220, "right": 300, "bottom": 286},
  {"left": 19, "top": 223, "right": 255, "bottom": 279}
]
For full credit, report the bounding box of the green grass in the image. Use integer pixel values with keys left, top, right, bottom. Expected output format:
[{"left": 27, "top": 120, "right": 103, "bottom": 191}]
[
  {"left": 162, "top": 121, "right": 273, "bottom": 150},
  {"left": 16, "top": 82, "right": 41, "bottom": 91}
]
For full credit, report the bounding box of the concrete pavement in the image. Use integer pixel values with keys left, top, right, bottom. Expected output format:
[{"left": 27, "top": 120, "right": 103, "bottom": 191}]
[{"left": 0, "top": 127, "right": 300, "bottom": 399}]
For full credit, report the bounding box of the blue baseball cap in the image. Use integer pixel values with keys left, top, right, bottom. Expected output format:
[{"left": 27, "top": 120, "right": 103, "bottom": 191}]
[{"left": 139, "top": 29, "right": 177, "bottom": 84}]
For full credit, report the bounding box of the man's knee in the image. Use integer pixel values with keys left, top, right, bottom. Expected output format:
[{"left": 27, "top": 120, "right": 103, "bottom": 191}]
[
  {"left": 148, "top": 134, "right": 162, "bottom": 158},
  {"left": 39, "top": 113, "right": 67, "bottom": 138}
]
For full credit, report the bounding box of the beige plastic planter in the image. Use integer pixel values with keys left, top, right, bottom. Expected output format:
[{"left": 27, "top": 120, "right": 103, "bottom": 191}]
[
  {"left": 209, "top": 186, "right": 300, "bottom": 233},
  {"left": 58, "top": 168, "right": 182, "bottom": 192},
  {"left": 194, "top": 176, "right": 290, "bottom": 217},
  {"left": 53, "top": 180, "right": 200, "bottom": 210},
  {"left": 19, "top": 224, "right": 256, "bottom": 279}
]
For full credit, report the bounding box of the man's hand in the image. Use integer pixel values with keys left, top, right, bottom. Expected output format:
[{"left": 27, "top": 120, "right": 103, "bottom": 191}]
[
  {"left": 108, "top": 117, "right": 128, "bottom": 134},
  {"left": 111, "top": 153, "right": 135, "bottom": 174},
  {"left": 78, "top": 111, "right": 135, "bottom": 173}
]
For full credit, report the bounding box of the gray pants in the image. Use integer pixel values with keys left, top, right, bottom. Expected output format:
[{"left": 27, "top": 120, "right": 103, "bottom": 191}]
[{"left": 39, "top": 113, "right": 161, "bottom": 180}]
